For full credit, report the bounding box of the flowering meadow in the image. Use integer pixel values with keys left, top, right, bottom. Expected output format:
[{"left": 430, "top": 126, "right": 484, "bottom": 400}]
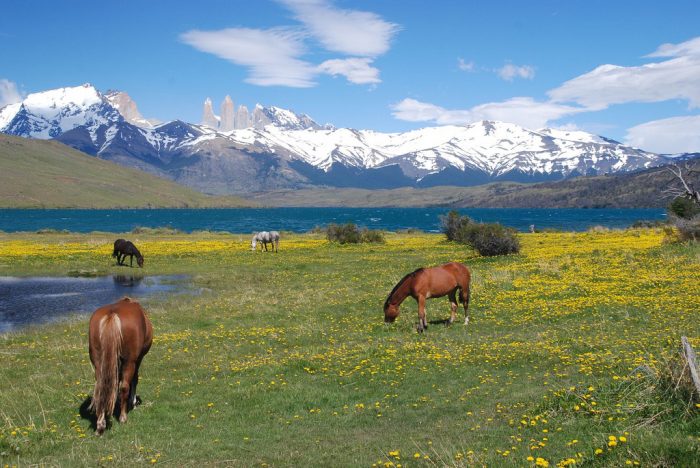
[{"left": 0, "top": 229, "right": 698, "bottom": 466}]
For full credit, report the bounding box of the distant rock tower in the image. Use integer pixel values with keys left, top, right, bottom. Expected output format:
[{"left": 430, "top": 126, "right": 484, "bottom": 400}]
[
  {"left": 235, "top": 104, "right": 250, "bottom": 129},
  {"left": 202, "top": 98, "right": 219, "bottom": 129},
  {"left": 220, "top": 95, "right": 235, "bottom": 131}
]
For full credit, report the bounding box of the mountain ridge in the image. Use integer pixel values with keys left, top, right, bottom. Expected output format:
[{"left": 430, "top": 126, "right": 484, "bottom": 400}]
[{"left": 0, "top": 84, "right": 688, "bottom": 194}]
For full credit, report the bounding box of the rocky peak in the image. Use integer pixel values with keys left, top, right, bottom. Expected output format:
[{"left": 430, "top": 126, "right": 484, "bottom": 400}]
[{"left": 105, "top": 91, "right": 154, "bottom": 128}]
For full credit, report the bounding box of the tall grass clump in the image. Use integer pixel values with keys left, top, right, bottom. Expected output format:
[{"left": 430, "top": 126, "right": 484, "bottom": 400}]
[
  {"left": 325, "top": 223, "right": 385, "bottom": 244},
  {"left": 440, "top": 210, "right": 520, "bottom": 256},
  {"left": 667, "top": 196, "right": 700, "bottom": 242}
]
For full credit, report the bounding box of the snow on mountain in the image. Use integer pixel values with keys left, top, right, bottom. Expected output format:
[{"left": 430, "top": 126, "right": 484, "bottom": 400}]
[
  {"left": 257, "top": 105, "right": 321, "bottom": 130},
  {"left": 224, "top": 120, "right": 662, "bottom": 178},
  {"left": 0, "top": 83, "right": 122, "bottom": 140},
  {"left": 0, "top": 83, "right": 674, "bottom": 193},
  {"left": 0, "top": 103, "right": 21, "bottom": 129}
]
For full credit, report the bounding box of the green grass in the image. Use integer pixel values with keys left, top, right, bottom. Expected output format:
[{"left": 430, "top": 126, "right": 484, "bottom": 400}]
[
  {"left": 0, "top": 230, "right": 699, "bottom": 466},
  {"left": 0, "top": 134, "right": 254, "bottom": 208}
]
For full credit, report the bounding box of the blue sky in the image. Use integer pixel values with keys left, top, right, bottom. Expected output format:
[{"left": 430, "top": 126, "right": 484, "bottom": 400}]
[{"left": 1, "top": 0, "right": 699, "bottom": 152}]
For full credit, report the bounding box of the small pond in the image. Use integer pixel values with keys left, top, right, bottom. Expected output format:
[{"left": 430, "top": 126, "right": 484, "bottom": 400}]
[{"left": 0, "top": 275, "right": 193, "bottom": 333}]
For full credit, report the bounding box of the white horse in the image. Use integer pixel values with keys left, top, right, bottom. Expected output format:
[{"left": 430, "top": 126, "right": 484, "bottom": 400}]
[{"left": 251, "top": 231, "right": 280, "bottom": 252}]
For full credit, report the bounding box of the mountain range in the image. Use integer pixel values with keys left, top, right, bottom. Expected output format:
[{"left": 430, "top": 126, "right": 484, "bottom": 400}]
[{"left": 0, "top": 83, "right": 688, "bottom": 195}]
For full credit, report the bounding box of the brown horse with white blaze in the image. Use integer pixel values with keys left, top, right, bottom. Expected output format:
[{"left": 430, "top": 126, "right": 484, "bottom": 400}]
[
  {"left": 384, "top": 262, "right": 471, "bottom": 332},
  {"left": 88, "top": 297, "right": 153, "bottom": 435}
]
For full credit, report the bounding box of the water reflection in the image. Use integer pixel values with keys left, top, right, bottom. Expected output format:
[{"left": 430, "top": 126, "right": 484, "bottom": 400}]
[
  {"left": 112, "top": 275, "right": 144, "bottom": 288},
  {"left": 0, "top": 275, "right": 191, "bottom": 333}
]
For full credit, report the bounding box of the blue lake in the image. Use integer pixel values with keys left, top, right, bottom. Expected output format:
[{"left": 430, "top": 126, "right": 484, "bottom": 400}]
[
  {"left": 0, "top": 275, "right": 192, "bottom": 332},
  {"left": 0, "top": 207, "right": 665, "bottom": 233}
]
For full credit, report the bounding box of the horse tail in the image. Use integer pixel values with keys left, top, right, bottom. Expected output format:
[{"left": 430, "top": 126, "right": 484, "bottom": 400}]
[
  {"left": 460, "top": 281, "right": 471, "bottom": 305},
  {"left": 90, "top": 311, "right": 123, "bottom": 419},
  {"left": 458, "top": 266, "right": 471, "bottom": 305}
]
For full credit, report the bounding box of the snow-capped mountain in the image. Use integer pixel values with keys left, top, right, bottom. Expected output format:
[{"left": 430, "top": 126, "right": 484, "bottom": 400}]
[
  {"left": 0, "top": 84, "right": 122, "bottom": 139},
  {"left": 225, "top": 120, "right": 661, "bottom": 180},
  {"left": 0, "top": 84, "right": 679, "bottom": 194}
]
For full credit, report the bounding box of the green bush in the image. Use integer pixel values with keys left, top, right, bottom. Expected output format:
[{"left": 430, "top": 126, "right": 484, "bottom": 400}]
[
  {"left": 325, "top": 223, "right": 385, "bottom": 244},
  {"left": 440, "top": 210, "right": 519, "bottom": 256},
  {"left": 668, "top": 197, "right": 700, "bottom": 220},
  {"left": 462, "top": 222, "right": 520, "bottom": 256},
  {"left": 440, "top": 210, "right": 472, "bottom": 241}
]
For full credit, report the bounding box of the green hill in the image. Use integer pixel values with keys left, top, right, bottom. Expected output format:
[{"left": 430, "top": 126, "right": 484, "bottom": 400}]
[{"left": 0, "top": 134, "right": 254, "bottom": 208}]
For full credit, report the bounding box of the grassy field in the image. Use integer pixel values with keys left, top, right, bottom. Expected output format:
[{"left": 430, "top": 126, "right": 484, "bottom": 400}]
[
  {"left": 0, "top": 229, "right": 699, "bottom": 466},
  {"left": 0, "top": 135, "right": 253, "bottom": 208}
]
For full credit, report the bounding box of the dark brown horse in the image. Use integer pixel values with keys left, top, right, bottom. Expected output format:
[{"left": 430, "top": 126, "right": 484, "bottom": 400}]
[
  {"left": 384, "top": 262, "right": 471, "bottom": 332},
  {"left": 112, "top": 239, "right": 144, "bottom": 268},
  {"left": 88, "top": 297, "right": 153, "bottom": 435}
]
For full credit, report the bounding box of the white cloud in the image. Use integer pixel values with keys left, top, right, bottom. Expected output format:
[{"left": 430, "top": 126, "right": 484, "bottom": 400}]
[
  {"left": 180, "top": 27, "right": 318, "bottom": 87},
  {"left": 391, "top": 97, "right": 583, "bottom": 129},
  {"left": 317, "top": 58, "right": 380, "bottom": 84},
  {"left": 458, "top": 58, "right": 475, "bottom": 72},
  {"left": 645, "top": 36, "right": 700, "bottom": 58},
  {"left": 624, "top": 115, "right": 700, "bottom": 153},
  {"left": 497, "top": 63, "right": 535, "bottom": 81},
  {"left": 549, "top": 36, "right": 700, "bottom": 109},
  {"left": 0, "top": 79, "right": 22, "bottom": 107},
  {"left": 181, "top": 1, "right": 397, "bottom": 87},
  {"left": 279, "top": 0, "right": 399, "bottom": 57}
]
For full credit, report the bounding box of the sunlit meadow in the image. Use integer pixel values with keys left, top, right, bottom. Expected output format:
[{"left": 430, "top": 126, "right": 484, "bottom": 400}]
[{"left": 0, "top": 229, "right": 699, "bottom": 466}]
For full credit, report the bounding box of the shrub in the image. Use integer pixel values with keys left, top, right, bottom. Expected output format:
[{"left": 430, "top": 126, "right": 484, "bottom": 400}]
[
  {"left": 440, "top": 210, "right": 471, "bottom": 242},
  {"left": 440, "top": 210, "right": 519, "bottom": 256},
  {"left": 131, "top": 226, "right": 182, "bottom": 235},
  {"left": 631, "top": 220, "right": 666, "bottom": 229},
  {"left": 360, "top": 229, "right": 385, "bottom": 244},
  {"left": 325, "top": 223, "right": 385, "bottom": 244},
  {"left": 672, "top": 214, "right": 700, "bottom": 242},
  {"left": 668, "top": 196, "right": 700, "bottom": 220},
  {"left": 461, "top": 222, "right": 520, "bottom": 256}
]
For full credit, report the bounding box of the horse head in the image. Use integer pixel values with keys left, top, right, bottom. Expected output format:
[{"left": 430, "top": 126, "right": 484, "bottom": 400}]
[
  {"left": 137, "top": 255, "right": 144, "bottom": 268},
  {"left": 384, "top": 301, "right": 400, "bottom": 323}
]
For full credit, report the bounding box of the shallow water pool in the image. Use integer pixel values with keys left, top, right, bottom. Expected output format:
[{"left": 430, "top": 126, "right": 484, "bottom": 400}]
[{"left": 0, "top": 275, "right": 191, "bottom": 332}]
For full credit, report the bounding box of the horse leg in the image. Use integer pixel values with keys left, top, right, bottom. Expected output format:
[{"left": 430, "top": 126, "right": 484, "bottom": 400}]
[
  {"left": 129, "top": 359, "right": 142, "bottom": 409},
  {"left": 461, "top": 285, "right": 471, "bottom": 326},
  {"left": 96, "top": 410, "right": 107, "bottom": 436},
  {"left": 129, "top": 254, "right": 133, "bottom": 267},
  {"left": 448, "top": 291, "right": 458, "bottom": 325},
  {"left": 417, "top": 296, "right": 427, "bottom": 332},
  {"left": 118, "top": 361, "right": 136, "bottom": 423}
]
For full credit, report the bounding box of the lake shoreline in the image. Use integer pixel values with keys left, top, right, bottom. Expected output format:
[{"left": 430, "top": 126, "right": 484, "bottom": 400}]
[{"left": 0, "top": 207, "right": 667, "bottom": 233}]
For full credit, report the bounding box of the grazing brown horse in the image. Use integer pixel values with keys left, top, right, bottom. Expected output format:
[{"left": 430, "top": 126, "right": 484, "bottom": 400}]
[
  {"left": 384, "top": 262, "right": 471, "bottom": 332},
  {"left": 88, "top": 297, "right": 153, "bottom": 435},
  {"left": 112, "top": 239, "right": 144, "bottom": 268}
]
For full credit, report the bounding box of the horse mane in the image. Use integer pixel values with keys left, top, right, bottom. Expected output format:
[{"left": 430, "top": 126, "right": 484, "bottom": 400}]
[
  {"left": 130, "top": 242, "right": 143, "bottom": 259},
  {"left": 384, "top": 268, "right": 424, "bottom": 308}
]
